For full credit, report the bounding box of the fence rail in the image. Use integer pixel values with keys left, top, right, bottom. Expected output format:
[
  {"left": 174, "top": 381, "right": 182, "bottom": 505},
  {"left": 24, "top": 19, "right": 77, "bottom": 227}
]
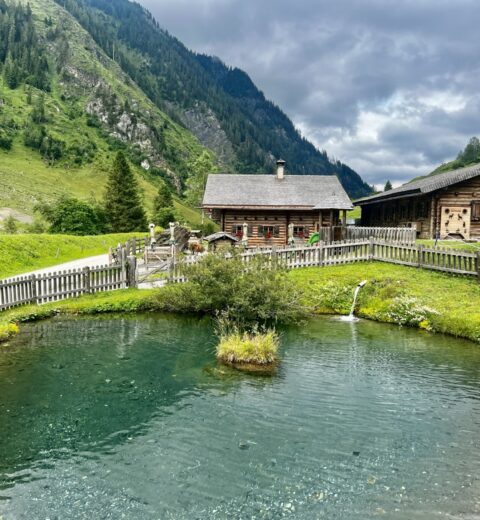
[
  {"left": 2, "top": 238, "right": 479, "bottom": 311},
  {"left": 317, "top": 226, "right": 417, "bottom": 245},
  {"left": 171, "top": 239, "right": 480, "bottom": 282},
  {"left": 0, "top": 262, "right": 132, "bottom": 312}
]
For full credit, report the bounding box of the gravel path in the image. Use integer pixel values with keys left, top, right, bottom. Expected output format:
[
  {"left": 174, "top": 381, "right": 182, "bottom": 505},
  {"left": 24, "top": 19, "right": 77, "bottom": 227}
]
[{"left": 9, "top": 254, "right": 110, "bottom": 279}]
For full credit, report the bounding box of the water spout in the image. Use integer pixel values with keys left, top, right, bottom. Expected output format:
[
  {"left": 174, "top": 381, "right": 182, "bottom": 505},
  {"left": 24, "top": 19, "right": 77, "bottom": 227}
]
[{"left": 340, "top": 280, "right": 367, "bottom": 322}]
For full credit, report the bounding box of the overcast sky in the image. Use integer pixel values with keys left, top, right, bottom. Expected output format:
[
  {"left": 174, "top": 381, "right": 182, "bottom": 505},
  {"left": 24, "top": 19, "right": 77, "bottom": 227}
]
[{"left": 140, "top": 0, "right": 480, "bottom": 188}]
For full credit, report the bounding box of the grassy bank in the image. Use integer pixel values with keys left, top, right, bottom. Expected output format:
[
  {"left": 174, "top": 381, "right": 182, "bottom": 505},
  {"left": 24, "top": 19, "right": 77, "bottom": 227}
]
[
  {"left": 0, "top": 233, "right": 139, "bottom": 279},
  {"left": 1, "top": 262, "right": 479, "bottom": 345},
  {"left": 289, "top": 263, "right": 480, "bottom": 343}
]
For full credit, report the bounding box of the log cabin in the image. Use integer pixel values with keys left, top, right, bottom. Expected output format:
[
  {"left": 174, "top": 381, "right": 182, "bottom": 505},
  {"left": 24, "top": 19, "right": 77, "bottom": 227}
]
[
  {"left": 355, "top": 163, "right": 480, "bottom": 240},
  {"left": 202, "top": 160, "right": 353, "bottom": 247}
]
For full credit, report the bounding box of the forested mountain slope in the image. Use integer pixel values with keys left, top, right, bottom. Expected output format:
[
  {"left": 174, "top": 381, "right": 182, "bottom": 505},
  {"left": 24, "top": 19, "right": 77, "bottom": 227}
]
[
  {"left": 0, "top": 0, "right": 207, "bottom": 221},
  {"left": 52, "top": 0, "right": 372, "bottom": 198}
]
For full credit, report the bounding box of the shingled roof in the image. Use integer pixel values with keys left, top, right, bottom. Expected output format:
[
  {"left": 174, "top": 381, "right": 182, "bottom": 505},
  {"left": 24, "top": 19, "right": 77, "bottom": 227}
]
[
  {"left": 202, "top": 174, "right": 353, "bottom": 210},
  {"left": 355, "top": 163, "right": 480, "bottom": 205}
]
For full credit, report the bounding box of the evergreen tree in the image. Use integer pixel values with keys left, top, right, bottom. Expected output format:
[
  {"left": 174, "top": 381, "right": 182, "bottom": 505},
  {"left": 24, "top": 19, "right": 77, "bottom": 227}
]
[
  {"left": 104, "top": 151, "right": 147, "bottom": 232},
  {"left": 153, "top": 182, "right": 172, "bottom": 211},
  {"left": 384, "top": 180, "right": 393, "bottom": 191},
  {"left": 153, "top": 182, "right": 175, "bottom": 227}
]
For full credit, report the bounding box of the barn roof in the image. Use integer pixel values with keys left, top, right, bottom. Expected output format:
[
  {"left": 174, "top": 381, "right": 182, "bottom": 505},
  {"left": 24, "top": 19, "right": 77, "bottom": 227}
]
[
  {"left": 202, "top": 174, "right": 353, "bottom": 210},
  {"left": 204, "top": 231, "right": 239, "bottom": 243},
  {"left": 355, "top": 163, "right": 480, "bottom": 205}
]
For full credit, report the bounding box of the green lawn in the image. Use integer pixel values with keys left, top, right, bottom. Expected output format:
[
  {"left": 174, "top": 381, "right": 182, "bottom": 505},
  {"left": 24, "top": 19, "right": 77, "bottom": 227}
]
[
  {"left": 289, "top": 262, "right": 480, "bottom": 343},
  {"left": 0, "top": 233, "right": 140, "bottom": 279},
  {"left": 417, "top": 239, "right": 480, "bottom": 252}
]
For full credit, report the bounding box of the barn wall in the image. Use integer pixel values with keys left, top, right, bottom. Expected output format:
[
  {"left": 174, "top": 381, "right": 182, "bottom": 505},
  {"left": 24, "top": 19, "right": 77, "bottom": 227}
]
[
  {"left": 359, "top": 175, "right": 480, "bottom": 239},
  {"left": 359, "top": 196, "right": 432, "bottom": 238}
]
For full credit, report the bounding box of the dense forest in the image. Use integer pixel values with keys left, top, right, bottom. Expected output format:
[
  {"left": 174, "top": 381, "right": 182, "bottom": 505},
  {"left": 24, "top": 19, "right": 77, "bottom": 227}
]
[{"left": 53, "top": 0, "right": 372, "bottom": 197}]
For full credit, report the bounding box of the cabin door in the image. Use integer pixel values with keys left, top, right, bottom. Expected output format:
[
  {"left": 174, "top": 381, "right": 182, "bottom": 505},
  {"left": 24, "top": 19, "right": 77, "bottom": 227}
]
[{"left": 440, "top": 206, "right": 471, "bottom": 239}]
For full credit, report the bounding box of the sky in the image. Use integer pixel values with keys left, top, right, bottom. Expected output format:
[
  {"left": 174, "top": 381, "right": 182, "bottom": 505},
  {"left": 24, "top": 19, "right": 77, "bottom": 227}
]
[{"left": 139, "top": 0, "right": 480, "bottom": 188}]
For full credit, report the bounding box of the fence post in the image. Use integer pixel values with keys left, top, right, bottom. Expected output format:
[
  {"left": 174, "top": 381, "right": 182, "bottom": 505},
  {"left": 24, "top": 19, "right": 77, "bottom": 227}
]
[
  {"left": 108, "top": 247, "right": 114, "bottom": 265},
  {"left": 132, "top": 238, "right": 137, "bottom": 255},
  {"left": 417, "top": 244, "right": 424, "bottom": 268},
  {"left": 318, "top": 241, "right": 324, "bottom": 267},
  {"left": 271, "top": 246, "right": 277, "bottom": 269},
  {"left": 476, "top": 251, "right": 480, "bottom": 281},
  {"left": 83, "top": 266, "right": 91, "bottom": 294},
  {"left": 369, "top": 237, "right": 374, "bottom": 260},
  {"left": 126, "top": 255, "right": 137, "bottom": 288},
  {"left": 30, "top": 274, "right": 37, "bottom": 305}
]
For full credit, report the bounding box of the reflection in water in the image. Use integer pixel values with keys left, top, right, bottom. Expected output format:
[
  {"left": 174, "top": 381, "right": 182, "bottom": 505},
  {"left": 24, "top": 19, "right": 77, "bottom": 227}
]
[{"left": 0, "top": 314, "right": 479, "bottom": 519}]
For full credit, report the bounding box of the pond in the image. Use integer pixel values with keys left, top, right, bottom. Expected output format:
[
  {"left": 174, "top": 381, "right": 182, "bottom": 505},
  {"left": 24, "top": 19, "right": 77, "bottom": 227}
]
[{"left": 0, "top": 314, "right": 479, "bottom": 519}]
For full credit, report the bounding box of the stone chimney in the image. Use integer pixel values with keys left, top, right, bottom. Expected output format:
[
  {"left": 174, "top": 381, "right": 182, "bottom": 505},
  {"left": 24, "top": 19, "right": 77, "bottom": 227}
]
[{"left": 276, "top": 159, "right": 286, "bottom": 180}]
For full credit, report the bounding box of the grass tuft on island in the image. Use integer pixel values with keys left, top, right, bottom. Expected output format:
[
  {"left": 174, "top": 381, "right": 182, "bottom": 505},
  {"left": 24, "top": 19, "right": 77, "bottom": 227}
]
[{"left": 217, "top": 328, "right": 280, "bottom": 373}]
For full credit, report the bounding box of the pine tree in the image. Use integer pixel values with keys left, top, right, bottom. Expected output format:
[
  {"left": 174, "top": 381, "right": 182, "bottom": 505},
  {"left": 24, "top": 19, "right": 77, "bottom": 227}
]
[
  {"left": 104, "top": 151, "right": 147, "bottom": 232},
  {"left": 154, "top": 183, "right": 173, "bottom": 212},
  {"left": 384, "top": 180, "right": 393, "bottom": 192},
  {"left": 153, "top": 182, "right": 175, "bottom": 227}
]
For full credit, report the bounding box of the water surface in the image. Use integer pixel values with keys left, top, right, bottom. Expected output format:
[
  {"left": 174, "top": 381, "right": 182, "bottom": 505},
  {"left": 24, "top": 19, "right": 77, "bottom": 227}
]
[{"left": 0, "top": 314, "right": 479, "bottom": 519}]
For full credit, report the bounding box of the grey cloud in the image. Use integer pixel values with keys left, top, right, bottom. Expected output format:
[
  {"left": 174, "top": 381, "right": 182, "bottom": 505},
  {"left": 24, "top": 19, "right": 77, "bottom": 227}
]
[{"left": 139, "top": 0, "right": 480, "bottom": 185}]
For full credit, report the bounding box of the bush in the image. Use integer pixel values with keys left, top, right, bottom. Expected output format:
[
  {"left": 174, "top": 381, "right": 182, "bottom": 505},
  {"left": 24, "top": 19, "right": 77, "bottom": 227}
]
[
  {"left": 162, "top": 253, "right": 306, "bottom": 328},
  {"left": 382, "top": 296, "right": 439, "bottom": 329},
  {"left": 35, "top": 196, "right": 106, "bottom": 235},
  {"left": 2, "top": 215, "right": 18, "bottom": 234},
  {"left": 0, "top": 323, "right": 19, "bottom": 342},
  {"left": 0, "top": 129, "right": 13, "bottom": 150}
]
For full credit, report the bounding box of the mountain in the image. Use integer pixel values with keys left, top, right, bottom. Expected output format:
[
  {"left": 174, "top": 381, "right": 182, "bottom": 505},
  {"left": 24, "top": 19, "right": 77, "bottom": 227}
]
[
  {"left": 429, "top": 137, "right": 480, "bottom": 176},
  {"left": 58, "top": 0, "right": 371, "bottom": 198},
  {"left": 0, "top": 0, "right": 371, "bottom": 226}
]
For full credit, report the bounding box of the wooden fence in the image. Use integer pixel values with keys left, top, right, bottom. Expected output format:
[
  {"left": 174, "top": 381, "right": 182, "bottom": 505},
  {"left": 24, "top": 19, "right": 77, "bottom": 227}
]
[
  {"left": 2, "top": 238, "right": 479, "bottom": 311},
  {"left": 170, "top": 239, "right": 480, "bottom": 282},
  {"left": 317, "top": 226, "right": 417, "bottom": 245},
  {"left": 0, "top": 259, "right": 137, "bottom": 312}
]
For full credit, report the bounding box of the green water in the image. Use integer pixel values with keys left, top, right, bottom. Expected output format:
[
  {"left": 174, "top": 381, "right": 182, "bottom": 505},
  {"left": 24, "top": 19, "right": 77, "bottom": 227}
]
[{"left": 0, "top": 315, "right": 479, "bottom": 519}]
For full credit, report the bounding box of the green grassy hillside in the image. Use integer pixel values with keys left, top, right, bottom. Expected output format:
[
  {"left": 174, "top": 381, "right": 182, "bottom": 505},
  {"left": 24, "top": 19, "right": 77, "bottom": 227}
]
[
  {"left": 0, "top": 233, "right": 140, "bottom": 279},
  {"left": 0, "top": 0, "right": 210, "bottom": 226}
]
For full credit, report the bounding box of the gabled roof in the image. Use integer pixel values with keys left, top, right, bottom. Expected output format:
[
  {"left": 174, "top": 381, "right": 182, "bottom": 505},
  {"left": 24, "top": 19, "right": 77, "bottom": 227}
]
[
  {"left": 202, "top": 174, "right": 353, "bottom": 210},
  {"left": 204, "top": 231, "right": 239, "bottom": 243},
  {"left": 355, "top": 163, "right": 480, "bottom": 205}
]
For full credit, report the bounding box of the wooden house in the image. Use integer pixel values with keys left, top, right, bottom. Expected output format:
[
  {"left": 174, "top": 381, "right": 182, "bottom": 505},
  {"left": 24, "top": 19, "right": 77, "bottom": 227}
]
[
  {"left": 202, "top": 160, "right": 353, "bottom": 247},
  {"left": 355, "top": 164, "right": 480, "bottom": 239}
]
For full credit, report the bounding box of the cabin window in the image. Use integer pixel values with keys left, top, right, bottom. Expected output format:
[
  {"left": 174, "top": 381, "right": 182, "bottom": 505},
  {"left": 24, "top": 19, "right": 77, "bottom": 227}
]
[
  {"left": 232, "top": 225, "right": 252, "bottom": 237},
  {"left": 232, "top": 225, "right": 243, "bottom": 238},
  {"left": 258, "top": 225, "right": 280, "bottom": 239},
  {"left": 416, "top": 201, "right": 428, "bottom": 219},
  {"left": 472, "top": 201, "right": 480, "bottom": 221},
  {"left": 293, "top": 226, "right": 309, "bottom": 238}
]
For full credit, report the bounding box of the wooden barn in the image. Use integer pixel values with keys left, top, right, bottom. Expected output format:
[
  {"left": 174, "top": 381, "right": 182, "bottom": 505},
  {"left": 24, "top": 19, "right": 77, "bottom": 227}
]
[
  {"left": 355, "top": 164, "right": 480, "bottom": 240},
  {"left": 202, "top": 160, "right": 353, "bottom": 247}
]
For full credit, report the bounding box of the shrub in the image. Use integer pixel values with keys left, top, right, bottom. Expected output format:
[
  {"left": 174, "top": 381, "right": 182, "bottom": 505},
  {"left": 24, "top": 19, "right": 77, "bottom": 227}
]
[
  {"left": 165, "top": 252, "right": 306, "bottom": 328},
  {"left": 0, "top": 323, "right": 19, "bottom": 342},
  {"left": 382, "top": 296, "right": 439, "bottom": 328},
  {"left": 35, "top": 196, "right": 107, "bottom": 235},
  {"left": 2, "top": 215, "right": 18, "bottom": 234},
  {"left": 0, "top": 129, "right": 13, "bottom": 150}
]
